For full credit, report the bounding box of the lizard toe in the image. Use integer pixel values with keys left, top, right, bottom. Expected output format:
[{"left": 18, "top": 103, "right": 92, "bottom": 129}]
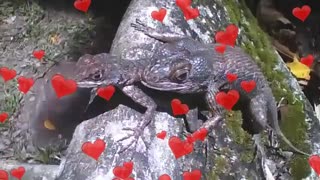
[{"left": 117, "top": 127, "right": 145, "bottom": 153}]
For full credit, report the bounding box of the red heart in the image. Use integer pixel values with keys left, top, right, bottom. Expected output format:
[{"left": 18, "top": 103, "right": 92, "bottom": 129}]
[
  {"left": 186, "top": 134, "right": 195, "bottom": 143},
  {"left": 171, "top": 99, "right": 189, "bottom": 116},
  {"left": 240, "top": 80, "right": 256, "bottom": 93},
  {"left": 151, "top": 8, "right": 167, "bottom": 22},
  {"left": 0, "top": 113, "right": 8, "bottom": 123},
  {"left": 191, "top": 128, "right": 208, "bottom": 142},
  {"left": 81, "top": 138, "right": 106, "bottom": 160},
  {"left": 113, "top": 178, "right": 134, "bottom": 180},
  {"left": 176, "top": 0, "right": 191, "bottom": 8},
  {"left": 17, "top": 76, "right": 34, "bottom": 94},
  {"left": 215, "top": 90, "right": 240, "bottom": 110},
  {"left": 0, "top": 67, "right": 16, "bottom": 82},
  {"left": 33, "top": 50, "right": 45, "bottom": 60},
  {"left": 215, "top": 24, "right": 239, "bottom": 47},
  {"left": 226, "top": 73, "right": 238, "bottom": 83},
  {"left": 300, "top": 54, "right": 314, "bottom": 68},
  {"left": 183, "top": 169, "right": 202, "bottom": 180},
  {"left": 51, "top": 74, "right": 77, "bottom": 98},
  {"left": 0, "top": 170, "right": 8, "bottom": 180},
  {"left": 182, "top": 7, "right": 199, "bottom": 21},
  {"left": 215, "top": 44, "right": 226, "bottom": 54},
  {"left": 74, "top": 0, "right": 91, "bottom": 13},
  {"left": 113, "top": 161, "right": 134, "bottom": 179},
  {"left": 159, "top": 174, "right": 172, "bottom": 180},
  {"left": 292, "top": 5, "right": 311, "bottom": 22},
  {"left": 168, "top": 136, "right": 194, "bottom": 159},
  {"left": 10, "top": 167, "right": 25, "bottom": 180},
  {"left": 175, "top": 0, "right": 199, "bottom": 20},
  {"left": 156, "top": 130, "right": 167, "bottom": 140},
  {"left": 97, "top": 85, "right": 115, "bottom": 101},
  {"left": 309, "top": 155, "right": 320, "bottom": 176}
]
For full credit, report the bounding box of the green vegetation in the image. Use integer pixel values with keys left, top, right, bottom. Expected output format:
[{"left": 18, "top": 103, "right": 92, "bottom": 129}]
[
  {"left": 221, "top": 0, "right": 312, "bottom": 178},
  {"left": 0, "top": 0, "right": 96, "bottom": 160}
]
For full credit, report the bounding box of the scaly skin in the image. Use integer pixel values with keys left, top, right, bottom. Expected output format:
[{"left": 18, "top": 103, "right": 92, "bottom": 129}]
[
  {"left": 74, "top": 53, "right": 157, "bottom": 153},
  {"left": 74, "top": 52, "right": 202, "bottom": 152},
  {"left": 131, "top": 19, "right": 310, "bottom": 156}
]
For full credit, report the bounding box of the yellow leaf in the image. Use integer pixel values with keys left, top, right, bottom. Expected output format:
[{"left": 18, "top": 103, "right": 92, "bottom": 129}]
[
  {"left": 44, "top": 119, "right": 56, "bottom": 130},
  {"left": 286, "top": 56, "right": 311, "bottom": 80}
]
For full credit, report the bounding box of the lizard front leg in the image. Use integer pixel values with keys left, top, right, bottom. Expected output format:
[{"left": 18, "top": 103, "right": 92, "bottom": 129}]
[
  {"left": 190, "top": 84, "right": 226, "bottom": 133},
  {"left": 117, "top": 85, "right": 157, "bottom": 153},
  {"left": 185, "top": 108, "right": 205, "bottom": 133}
]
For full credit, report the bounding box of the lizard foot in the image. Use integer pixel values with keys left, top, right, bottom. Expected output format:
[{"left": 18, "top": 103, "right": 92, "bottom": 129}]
[
  {"left": 117, "top": 117, "right": 153, "bottom": 153},
  {"left": 117, "top": 127, "right": 144, "bottom": 154},
  {"left": 131, "top": 19, "right": 148, "bottom": 33}
]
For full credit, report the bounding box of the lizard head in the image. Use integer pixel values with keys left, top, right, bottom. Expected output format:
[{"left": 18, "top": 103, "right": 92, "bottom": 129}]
[
  {"left": 75, "top": 53, "right": 120, "bottom": 88},
  {"left": 141, "top": 48, "right": 212, "bottom": 93}
]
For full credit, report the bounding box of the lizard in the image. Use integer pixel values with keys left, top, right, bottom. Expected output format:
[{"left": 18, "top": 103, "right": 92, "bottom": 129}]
[
  {"left": 74, "top": 52, "right": 205, "bottom": 152},
  {"left": 74, "top": 53, "right": 157, "bottom": 153},
  {"left": 128, "top": 19, "right": 311, "bottom": 157}
]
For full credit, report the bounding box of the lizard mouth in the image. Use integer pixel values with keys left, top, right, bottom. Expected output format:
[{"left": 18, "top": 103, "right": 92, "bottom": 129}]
[{"left": 141, "top": 80, "right": 188, "bottom": 91}]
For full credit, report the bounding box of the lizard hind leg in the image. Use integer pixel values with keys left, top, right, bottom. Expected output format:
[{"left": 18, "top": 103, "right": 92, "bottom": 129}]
[
  {"left": 131, "top": 19, "right": 187, "bottom": 43},
  {"left": 241, "top": 95, "right": 269, "bottom": 135}
]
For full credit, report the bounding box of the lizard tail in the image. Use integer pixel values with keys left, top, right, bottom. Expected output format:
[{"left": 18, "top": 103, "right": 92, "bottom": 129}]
[
  {"left": 267, "top": 95, "right": 311, "bottom": 156},
  {"left": 272, "top": 123, "right": 311, "bottom": 156}
]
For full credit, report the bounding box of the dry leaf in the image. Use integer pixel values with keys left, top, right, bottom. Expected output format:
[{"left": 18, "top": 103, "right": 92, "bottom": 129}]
[
  {"left": 286, "top": 55, "right": 311, "bottom": 80},
  {"left": 44, "top": 119, "right": 56, "bottom": 130}
]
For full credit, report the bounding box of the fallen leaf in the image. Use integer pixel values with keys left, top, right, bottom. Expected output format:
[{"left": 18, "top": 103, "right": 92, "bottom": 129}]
[
  {"left": 44, "top": 119, "right": 56, "bottom": 130},
  {"left": 286, "top": 56, "right": 311, "bottom": 80}
]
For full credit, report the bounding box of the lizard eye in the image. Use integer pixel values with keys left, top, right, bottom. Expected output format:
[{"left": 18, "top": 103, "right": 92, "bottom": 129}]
[
  {"left": 90, "top": 70, "right": 104, "bottom": 81},
  {"left": 172, "top": 69, "right": 189, "bottom": 82}
]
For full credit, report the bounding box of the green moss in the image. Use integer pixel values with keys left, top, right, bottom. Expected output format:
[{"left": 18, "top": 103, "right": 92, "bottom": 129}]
[
  {"left": 239, "top": 151, "right": 255, "bottom": 163},
  {"left": 207, "top": 172, "right": 219, "bottom": 180},
  {"left": 222, "top": 0, "right": 311, "bottom": 178},
  {"left": 208, "top": 156, "right": 231, "bottom": 180},
  {"left": 0, "top": 79, "right": 22, "bottom": 128},
  {"left": 215, "top": 156, "right": 230, "bottom": 174},
  {"left": 225, "top": 111, "right": 255, "bottom": 163},
  {"left": 225, "top": 112, "right": 252, "bottom": 147}
]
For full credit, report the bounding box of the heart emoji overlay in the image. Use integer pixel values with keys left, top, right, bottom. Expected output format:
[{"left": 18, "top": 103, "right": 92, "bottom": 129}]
[
  {"left": 81, "top": 138, "right": 106, "bottom": 160},
  {"left": 74, "top": 0, "right": 91, "bottom": 13},
  {"left": 17, "top": 76, "right": 34, "bottom": 94},
  {"left": 151, "top": 8, "right": 167, "bottom": 22},
  {"left": 113, "top": 161, "right": 134, "bottom": 179},
  {"left": 0, "top": 67, "right": 16, "bottom": 82},
  {"left": 292, "top": 5, "right": 311, "bottom": 22},
  {"left": 169, "top": 136, "right": 194, "bottom": 159},
  {"left": 171, "top": 99, "right": 189, "bottom": 116},
  {"left": 51, "top": 74, "right": 77, "bottom": 98},
  {"left": 215, "top": 90, "right": 240, "bottom": 110},
  {"left": 97, "top": 85, "right": 115, "bottom": 101}
]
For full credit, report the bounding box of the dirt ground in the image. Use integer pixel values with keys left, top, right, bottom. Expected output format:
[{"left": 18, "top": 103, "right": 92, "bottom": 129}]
[{"left": 0, "top": 0, "right": 125, "bottom": 163}]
